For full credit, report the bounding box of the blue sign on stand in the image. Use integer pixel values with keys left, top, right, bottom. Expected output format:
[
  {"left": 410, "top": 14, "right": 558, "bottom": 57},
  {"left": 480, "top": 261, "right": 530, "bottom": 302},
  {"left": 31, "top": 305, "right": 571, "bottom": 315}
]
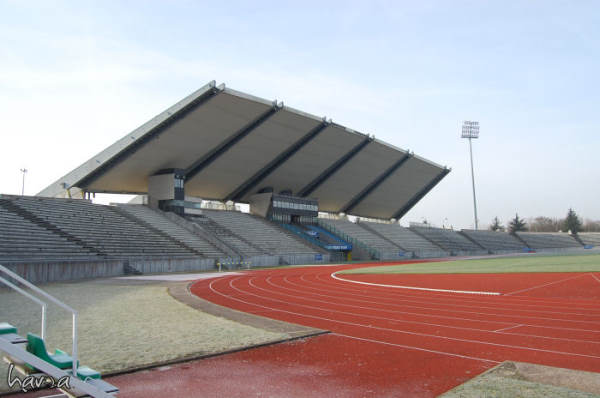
[{"left": 315, "top": 254, "right": 323, "bottom": 261}]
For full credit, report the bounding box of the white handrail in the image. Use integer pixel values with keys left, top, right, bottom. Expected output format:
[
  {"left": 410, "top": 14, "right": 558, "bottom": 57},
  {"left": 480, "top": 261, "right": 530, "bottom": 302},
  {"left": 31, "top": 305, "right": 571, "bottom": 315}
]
[
  {"left": 0, "top": 276, "right": 47, "bottom": 339},
  {"left": 0, "top": 265, "right": 78, "bottom": 377}
]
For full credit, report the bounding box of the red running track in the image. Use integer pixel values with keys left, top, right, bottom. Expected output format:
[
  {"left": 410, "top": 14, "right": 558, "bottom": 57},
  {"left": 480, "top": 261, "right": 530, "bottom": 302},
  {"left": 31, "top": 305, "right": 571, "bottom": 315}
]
[{"left": 189, "top": 262, "right": 600, "bottom": 397}]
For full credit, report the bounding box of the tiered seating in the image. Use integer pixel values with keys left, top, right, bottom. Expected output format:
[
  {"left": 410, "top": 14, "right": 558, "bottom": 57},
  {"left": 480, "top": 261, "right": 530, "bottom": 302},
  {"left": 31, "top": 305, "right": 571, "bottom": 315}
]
[
  {"left": 578, "top": 233, "right": 600, "bottom": 247},
  {"left": 461, "top": 230, "right": 527, "bottom": 251},
  {"left": 188, "top": 215, "right": 266, "bottom": 257},
  {"left": 117, "top": 205, "right": 226, "bottom": 258},
  {"left": 4, "top": 196, "right": 196, "bottom": 259},
  {"left": 320, "top": 219, "right": 401, "bottom": 253},
  {"left": 201, "top": 210, "right": 318, "bottom": 255},
  {"left": 0, "top": 204, "right": 99, "bottom": 262},
  {"left": 516, "top": 232, "right": 582, "bottom": 249},
  {"left": 362, "top": 222, "right": 444, "bottom": 254},
  {"left": 410, "top": 226, "right": 484, "bottom": 253}
]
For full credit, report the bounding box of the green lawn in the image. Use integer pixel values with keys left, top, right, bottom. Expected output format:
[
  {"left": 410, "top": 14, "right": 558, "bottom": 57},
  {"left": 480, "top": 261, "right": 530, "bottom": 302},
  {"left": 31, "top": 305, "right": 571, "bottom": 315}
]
[{"left": 341, "top": 253, "right": 600, "bottom": 275}]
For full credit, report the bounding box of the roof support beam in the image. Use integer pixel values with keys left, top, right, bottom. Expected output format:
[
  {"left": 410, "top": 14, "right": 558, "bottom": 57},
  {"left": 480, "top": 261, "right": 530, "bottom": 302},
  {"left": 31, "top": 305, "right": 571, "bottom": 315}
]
[
  {"left": 391, "top": 167, "right": 450, "bottom": 220},
  {"left": 225, "top": 120, "right": 330, "bottom": 202},
  {"left": 75, "top": 85, "right": 221, "bottom": 189},
  {"left": 339, "top": 152, "right": 412, "bottom": 214},
  {"left": 184, "top": 104, "right": 281, "bottom": 181},
  {"left": 297, "top": 135, "right": 373, "bottom": 197}
]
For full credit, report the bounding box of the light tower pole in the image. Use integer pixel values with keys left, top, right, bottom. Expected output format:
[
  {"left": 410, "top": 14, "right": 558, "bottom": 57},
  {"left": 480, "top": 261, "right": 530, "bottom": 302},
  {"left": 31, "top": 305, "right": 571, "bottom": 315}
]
[
  {"left": 20, "top": 168, "right": 27, "bottom": 196},
  {"left": 461, "top": 121, "right": 479, "bottom": 229}
]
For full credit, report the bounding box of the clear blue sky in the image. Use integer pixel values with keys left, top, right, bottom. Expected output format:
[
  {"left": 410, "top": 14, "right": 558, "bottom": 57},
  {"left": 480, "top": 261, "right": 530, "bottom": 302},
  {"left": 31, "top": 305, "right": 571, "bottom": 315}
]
[{"left": 1, "top": 0, "right": 598, "bottom": 229}]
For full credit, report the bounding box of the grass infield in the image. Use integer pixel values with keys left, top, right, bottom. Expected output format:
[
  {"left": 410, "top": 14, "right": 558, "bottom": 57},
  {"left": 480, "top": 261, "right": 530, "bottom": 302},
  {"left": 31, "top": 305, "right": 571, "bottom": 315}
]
[{"left": 340, "top": 253, "right": 600, "bottom": 275}]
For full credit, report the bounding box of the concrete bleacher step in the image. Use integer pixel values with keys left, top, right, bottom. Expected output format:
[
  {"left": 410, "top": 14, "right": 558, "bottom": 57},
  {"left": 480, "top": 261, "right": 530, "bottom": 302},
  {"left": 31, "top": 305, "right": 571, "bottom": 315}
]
[
  {"left": 0, "top": 199, "right": 105, "bottom": 257},
  {"left": 358, "top": 222, "right": 407, "bottom": 251}
]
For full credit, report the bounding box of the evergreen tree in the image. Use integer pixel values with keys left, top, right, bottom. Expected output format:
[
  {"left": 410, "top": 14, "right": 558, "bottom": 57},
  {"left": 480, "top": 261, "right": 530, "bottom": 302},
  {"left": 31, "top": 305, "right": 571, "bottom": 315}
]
[
  {"left": 509, "top": 213, "right": 527, "bottom": 233},
  {"left": 490, "top": 217, "right": 504, "bottom": 231},
  {"left": 563, "top": 208, "right": 582, "bottom": 234}
]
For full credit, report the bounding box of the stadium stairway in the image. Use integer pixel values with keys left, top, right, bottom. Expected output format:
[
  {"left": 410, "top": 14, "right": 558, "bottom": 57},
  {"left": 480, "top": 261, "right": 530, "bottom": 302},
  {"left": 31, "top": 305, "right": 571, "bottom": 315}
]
[
  {"left": 460, "top": 229, "right": 530, "bottom": 253},
  {"left": 186, "top": 214, "right": 268, "bottom": 257},
  {"left": 115, "top": 204, "right": 226, "bottom": 259},
  {"left": 359, "top": 221, "right": 448, "bottom": 258},
  {"left": 578, "top": 233, "right": 600, "bottom": 248},
  {"left": 201, "top": 210, "right": 322, "bottom": 257},
  {"left": 515, "top": 232, "right": 583, "bottom": 250},
  {"left": 409, "top": 226, "right": 487, "bottom": 255},
  {"left": 358, "top": 222, "right": 408, "bottom": 252},
  {"left": 280, "top": 223, "right": 351, "bottom": 253},
  {"left": 111, "top": 205, "right": 203, "bottom": 257}
]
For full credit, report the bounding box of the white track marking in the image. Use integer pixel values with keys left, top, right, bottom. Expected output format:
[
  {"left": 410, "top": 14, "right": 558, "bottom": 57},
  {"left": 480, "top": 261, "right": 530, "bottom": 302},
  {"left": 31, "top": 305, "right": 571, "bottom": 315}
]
[
  {"left": 214, "top": 276, "right": 600, "bottom": 360},
  {"left": 300, "top": 276, "right": 600, "bottom": 326},
  {"left": 504, "top": 273, "right": 589, "bottom": 296},
  {"left": 298, "top": 276, "right": 600, "bottom": 333},
  {"left": 204, "top": 278, "right": 500, "bottom": 364},
  {"left": 317, "top": 272, "right": 600, "bottom": 311},
  {"left": 331, "top": 271, "right": 501, "bottom": 295},
  {"left": 272, "top": 277, "right": 600, "bottom": 344},
  {"left": 331, "top": 333, "right": 499, "bottom": 364},
  {"left": 307, "top": 274, "right": 600, "bottom": 318},
  {"left": 493, "top": 324, "right": 523, "bottom": 333},
  {"left": 590, "top": 273, "right": 600, "bottom": 284}
]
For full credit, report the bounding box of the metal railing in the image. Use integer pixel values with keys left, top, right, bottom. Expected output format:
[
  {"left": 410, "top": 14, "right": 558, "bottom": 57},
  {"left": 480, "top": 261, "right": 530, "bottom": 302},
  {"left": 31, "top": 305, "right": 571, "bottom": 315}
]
[{"left": 0, "top": 264, "right": 79, "bottom": 377}]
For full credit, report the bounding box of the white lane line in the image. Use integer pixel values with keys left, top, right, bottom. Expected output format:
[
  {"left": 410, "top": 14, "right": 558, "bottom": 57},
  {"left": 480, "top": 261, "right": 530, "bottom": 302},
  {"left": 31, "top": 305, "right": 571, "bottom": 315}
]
[
  {"left": 331, "top": 333, "right": 499, "bottom": 364},
  {"left": 331, "top": 271, "right": 501, "bottom": 295},
  {"left": 318, "top": 272, "right": 600, "bottom": 311},
  {"left": 301, "top": 275, "right": 600, "bottom": 326},
  {"left": 222, "top": 276, "right": 600, "bottom": 360},
  {"left": 504, "top": 273, "right": 589, "bottom": 296},
  {"left": 590, "top": 273, "right": 600, "bottom": 284},
  {"left": 493, "top": 324, "right": 523, "bottom": 333},
  {"left": 275, "top": 276, "right": 600, "bottom": 344},
  {"left": 310, "top": 274, "right": 600, "bottom": 318},
  {"left": 206, "top": 277, "right": 495, "bottom": 364}
]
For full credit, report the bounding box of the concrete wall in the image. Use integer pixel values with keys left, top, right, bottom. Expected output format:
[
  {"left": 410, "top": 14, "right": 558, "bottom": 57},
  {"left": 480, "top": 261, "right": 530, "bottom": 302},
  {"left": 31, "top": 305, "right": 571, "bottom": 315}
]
[
  {"left": 148, "top": 173, "right": 175, "bottom": 209},
  {"left": 249, "top": 192, "right": 272, "bottom": 218}
]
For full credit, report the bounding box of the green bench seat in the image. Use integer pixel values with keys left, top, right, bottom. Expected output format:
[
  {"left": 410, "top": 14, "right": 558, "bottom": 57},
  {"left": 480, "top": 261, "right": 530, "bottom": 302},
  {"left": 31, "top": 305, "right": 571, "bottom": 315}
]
[
  {"left": 0, "top": 322, "right": 17, "bottom": 335},
  {"left": 26, "top": 333, "right": 77, "bottom": 370}
]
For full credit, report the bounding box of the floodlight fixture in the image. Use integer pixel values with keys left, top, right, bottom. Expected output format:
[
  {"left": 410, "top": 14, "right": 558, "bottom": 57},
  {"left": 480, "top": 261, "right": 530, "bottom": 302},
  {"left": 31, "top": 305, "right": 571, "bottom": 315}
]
[
  {"left": 461, "top": 121, "right": 480, "bottom": 139},
  {"left": 461, "top": 121, "right": 479, "bottom": 229}
]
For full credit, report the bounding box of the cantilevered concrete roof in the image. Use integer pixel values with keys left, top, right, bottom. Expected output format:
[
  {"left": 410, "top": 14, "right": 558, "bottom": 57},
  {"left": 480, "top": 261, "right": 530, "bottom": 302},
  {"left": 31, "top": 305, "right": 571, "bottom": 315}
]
[{"left": 39, "top": 81, "right": 449, "bottom": 220}]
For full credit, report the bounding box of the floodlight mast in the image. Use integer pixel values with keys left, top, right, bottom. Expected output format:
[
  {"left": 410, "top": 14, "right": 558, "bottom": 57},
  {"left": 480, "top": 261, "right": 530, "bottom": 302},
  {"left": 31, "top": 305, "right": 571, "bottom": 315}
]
[
  {"left": 461, "top": 121, "right": 479, "bottom": 229},
  {"left": 20, "top": 168, "right": 27, "bottom": 196}
]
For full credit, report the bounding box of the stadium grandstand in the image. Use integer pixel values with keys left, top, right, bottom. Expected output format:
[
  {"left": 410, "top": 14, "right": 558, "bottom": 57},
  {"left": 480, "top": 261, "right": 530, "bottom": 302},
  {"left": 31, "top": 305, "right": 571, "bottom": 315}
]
[
  {"left": 1, "top": 81, "right": 597, "bottom": 398},
  {"left": 0, "top": 80, "right": 594, "bottom": 283}
]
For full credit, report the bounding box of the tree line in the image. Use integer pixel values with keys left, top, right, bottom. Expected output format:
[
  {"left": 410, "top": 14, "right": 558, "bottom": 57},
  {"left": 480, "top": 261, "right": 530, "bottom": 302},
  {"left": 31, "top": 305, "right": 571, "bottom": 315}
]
[{"left": 489, "top": 209, "right": 600, "bottom": 234}]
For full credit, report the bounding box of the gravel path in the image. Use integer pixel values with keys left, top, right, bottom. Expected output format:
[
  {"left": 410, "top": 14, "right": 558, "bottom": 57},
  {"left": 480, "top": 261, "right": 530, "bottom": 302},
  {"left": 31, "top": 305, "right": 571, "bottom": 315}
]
[{"left": 0, "top": 279, "right": 288, "bottom": 393}]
